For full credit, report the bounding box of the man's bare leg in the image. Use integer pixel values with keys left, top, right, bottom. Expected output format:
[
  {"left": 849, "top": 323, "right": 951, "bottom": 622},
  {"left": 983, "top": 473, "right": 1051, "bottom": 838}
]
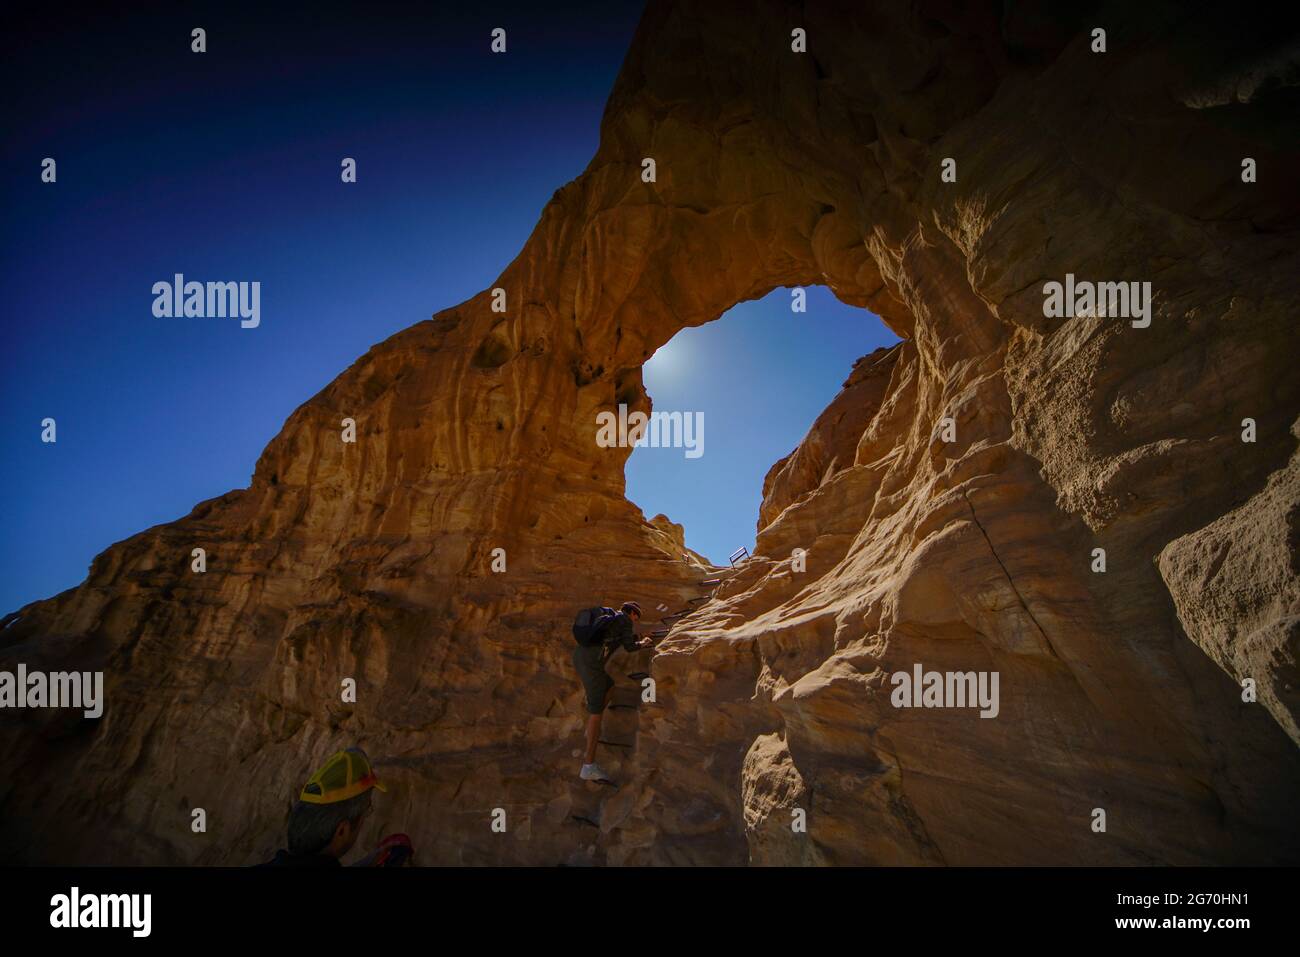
[
  {"left": 583, "top": 712, "right": 601, "bottom": 765},
  {"left": 583, "top": 686, "right": 614, "bottom": 765}
]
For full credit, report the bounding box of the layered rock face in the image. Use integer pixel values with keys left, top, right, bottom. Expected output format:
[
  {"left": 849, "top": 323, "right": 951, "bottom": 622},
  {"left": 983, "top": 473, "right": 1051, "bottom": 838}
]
[{"left": 3, "top": 0, "right": 1299, "bottom": 865}]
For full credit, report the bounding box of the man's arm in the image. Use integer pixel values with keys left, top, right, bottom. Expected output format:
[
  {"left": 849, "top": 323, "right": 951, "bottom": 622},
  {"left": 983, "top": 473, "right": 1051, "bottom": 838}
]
[{"left": 606, "top": 613, "right": 642, "bottom": 652}]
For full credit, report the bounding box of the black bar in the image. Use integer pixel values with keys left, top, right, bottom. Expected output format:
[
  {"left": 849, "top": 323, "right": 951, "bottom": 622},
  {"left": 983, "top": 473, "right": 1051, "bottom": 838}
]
[{"left": 0, "top": 866, "right": 1289, "bottom": 944}]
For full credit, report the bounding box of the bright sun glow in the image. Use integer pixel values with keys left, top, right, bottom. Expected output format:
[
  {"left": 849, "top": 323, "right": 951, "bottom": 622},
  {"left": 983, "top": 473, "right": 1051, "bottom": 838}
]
[{"left": 645, "top": 338, "right": 685, "bottom": 381}]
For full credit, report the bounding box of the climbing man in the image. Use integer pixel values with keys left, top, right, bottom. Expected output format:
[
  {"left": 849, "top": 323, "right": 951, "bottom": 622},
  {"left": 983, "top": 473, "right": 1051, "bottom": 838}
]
[
  {"left": 572, "top": 601, "right": 651, "bottom": 783},
  {"left": 261, "top": 746, "right": 413, "bottom": 866}
]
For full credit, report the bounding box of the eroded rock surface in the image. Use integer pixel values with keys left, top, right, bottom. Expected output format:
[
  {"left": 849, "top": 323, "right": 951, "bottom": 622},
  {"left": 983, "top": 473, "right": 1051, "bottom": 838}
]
[{"left": 3, "top": 0, "right": 1299, "bottom": 865}]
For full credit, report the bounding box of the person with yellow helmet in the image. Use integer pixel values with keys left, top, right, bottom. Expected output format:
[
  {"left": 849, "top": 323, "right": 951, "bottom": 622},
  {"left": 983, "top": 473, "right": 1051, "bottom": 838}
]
[{"left": 261, "top": 747, "right": 412, "bottom": 866}]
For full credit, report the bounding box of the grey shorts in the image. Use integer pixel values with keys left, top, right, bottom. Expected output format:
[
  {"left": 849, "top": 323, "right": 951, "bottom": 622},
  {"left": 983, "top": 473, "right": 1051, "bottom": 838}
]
[{"left": 573, "top": 643, "right": 613, "bottom": 714}]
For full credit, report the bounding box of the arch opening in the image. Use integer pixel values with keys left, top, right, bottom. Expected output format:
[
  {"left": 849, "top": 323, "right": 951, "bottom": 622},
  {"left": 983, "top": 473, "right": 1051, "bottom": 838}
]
[{"left": 624, "top": 285, "right": 900, "bottom": 566}]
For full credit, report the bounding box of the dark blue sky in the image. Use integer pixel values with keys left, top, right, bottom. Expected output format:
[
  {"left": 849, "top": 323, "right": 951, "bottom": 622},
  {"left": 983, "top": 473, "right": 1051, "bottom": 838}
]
[{"left": 1, "top": 2, "right": 894, "bottom": 612}]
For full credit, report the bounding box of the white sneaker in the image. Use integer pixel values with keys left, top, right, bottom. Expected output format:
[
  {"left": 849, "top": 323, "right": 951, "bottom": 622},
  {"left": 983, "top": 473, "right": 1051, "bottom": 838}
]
[{"left": 580, "top": 763, "right": 612, "bottom": 782}]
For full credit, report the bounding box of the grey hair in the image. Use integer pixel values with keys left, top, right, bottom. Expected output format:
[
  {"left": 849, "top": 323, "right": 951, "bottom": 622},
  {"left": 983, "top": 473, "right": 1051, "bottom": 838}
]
[{"left": 287, "top": 791, "right": 371, "bottom": 855}]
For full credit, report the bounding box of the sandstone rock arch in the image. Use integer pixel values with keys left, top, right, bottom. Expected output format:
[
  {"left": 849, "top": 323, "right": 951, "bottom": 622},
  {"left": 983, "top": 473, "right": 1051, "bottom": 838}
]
[{"left": 3, "top": 0, "right": 1298, "bottom": 865}]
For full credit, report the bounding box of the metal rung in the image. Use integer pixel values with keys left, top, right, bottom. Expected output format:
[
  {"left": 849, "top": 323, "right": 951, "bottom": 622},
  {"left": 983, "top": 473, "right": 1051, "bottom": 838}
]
[
  {"left": 627, "top": 671, "right": 650, "bottom": 681},
  {"left": 598, "top": 739, "right": 634, "bottom": 749},
  {"left": 699, "top": 578, "right": 721, "bottom": 586},
  {"left": 649, "top": 629, "right": 669, "bottom": 638},
  {"left": 687, "top": 596, "right": 709, "bottom": 605},
  {"left": 728, "top": 546, "right": 750, "bottom": 565}
]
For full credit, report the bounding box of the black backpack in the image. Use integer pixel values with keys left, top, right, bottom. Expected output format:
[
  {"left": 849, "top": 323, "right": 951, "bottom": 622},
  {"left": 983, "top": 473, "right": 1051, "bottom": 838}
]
[{"left": 572, "top": 606, "right": 616, "bottom": 646}]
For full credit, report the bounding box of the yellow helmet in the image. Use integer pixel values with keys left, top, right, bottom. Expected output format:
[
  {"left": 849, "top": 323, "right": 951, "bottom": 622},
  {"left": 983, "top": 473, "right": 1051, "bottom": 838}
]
[{"left": 298, "top": 747, "right": 387, "bottom": 805}]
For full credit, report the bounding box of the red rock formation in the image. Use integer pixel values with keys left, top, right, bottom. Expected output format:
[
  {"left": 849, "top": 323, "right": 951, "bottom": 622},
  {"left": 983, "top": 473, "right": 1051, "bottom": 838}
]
[{"left": 3, "top": 0, "right": 1298, "bottom": 865}]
